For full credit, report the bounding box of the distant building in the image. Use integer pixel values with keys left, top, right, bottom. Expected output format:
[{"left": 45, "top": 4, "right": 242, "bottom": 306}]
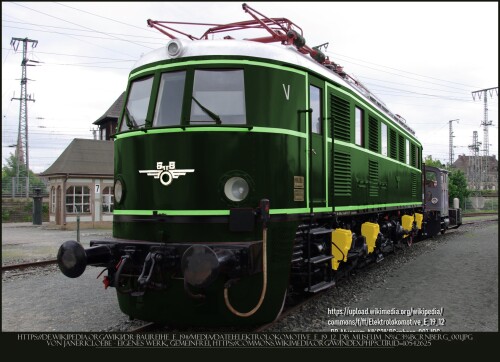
[
  {"left": 40, "top": 139, "right": 114, "bottom": 228},
  {"left": 93, "top": 91, "right": 125, "bottom": 141},
  {"left": 40, "top": 93, "right": 124, "bottom": 228},
  {"left": 453, "top": 154, "right": 498, "bottom": 191}
]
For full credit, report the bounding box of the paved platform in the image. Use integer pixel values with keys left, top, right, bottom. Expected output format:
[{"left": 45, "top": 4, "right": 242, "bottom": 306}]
[{"left": 2, "top": 222, "right": 112, "bottom": 265}]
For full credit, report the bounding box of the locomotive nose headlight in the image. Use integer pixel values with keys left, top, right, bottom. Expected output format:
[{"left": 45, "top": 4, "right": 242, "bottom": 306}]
[
  {"left": 224, "top": 177, "right": 249, "bottom": 202},
  {"left": 166, "top": 39, "right": 183, "bottom": 58},
  {"left": 114, "top": 179, "right": 124, "bottom": 204}
]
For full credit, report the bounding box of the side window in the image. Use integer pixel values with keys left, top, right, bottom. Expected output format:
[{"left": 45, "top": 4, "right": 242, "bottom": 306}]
[
  {"left": 310, "top": 85, "right": 322, "bottom": 134},
  {"left": 153, "top": 71, "right": 186, "bottom": 127},
  {"left": 120, "top": 76, "right": 154, "bottom": 131},
  {"left": 381, "top": 122, "right": 388, "bottom": 156},
  {"left": 405, "top": 139, "right": 410, "bottom": 165},
  {"left": 355, "top": 107, "right": 363, "bottom": 146}
]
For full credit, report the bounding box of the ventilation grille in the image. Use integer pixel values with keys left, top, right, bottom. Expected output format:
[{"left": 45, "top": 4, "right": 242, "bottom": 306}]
[
  {"left": 398, "top": 135, "right": 405, "bottom": 162},
  {"left": 369, "top": 160, "right": 379, "bottom": 197},
  {"left": 368, "top": 116, "right": 379, "bottom": 152},
  {"left": 333, "top": 151, "right": 351, "bottom": 196},
  {"left": 390, "top": 129, "right": 397, "bottom": 160},
  {"left": 411, "top": 173, "right": 417, "bottom": 197},
  {"left": 411, "top": 143, "right": 417, "bottom": 167},
  {"left": 331, "top": 95, "right": 350, "bottom": 142}
]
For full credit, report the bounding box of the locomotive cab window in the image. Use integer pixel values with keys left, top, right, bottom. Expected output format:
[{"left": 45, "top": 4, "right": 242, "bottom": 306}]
[
  {"left": 153, "top": 71, "right": 186, "bottom": 127},
  {"left": 190, "top": 69, "right": 246, "bottom": 125},
  {"left": 425, "top": 171, "right": 438, "bottom": 188},
  {"left": 309, "top": 85, "right": 322, "bottom": 134},
  {"left": 120, "top": 76, "right": 154, "bottom": 131}
]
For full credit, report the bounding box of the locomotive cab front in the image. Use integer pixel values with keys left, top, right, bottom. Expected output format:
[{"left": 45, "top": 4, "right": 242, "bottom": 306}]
[{"left": 58, "top": 38, "right": 313, "bottom": 325}]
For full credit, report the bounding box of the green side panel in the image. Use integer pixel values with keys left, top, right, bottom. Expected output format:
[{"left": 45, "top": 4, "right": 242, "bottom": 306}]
[
  {"left": 332, "top": 141, "right": 421, "bottom": 209},
  {"left": 245, "top": 66, "right": 307, "bottom": 132}
]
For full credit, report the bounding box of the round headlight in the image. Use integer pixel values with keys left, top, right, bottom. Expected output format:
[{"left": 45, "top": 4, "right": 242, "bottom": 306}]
[
  {"left": 114, "top": 179, "right": 123, "bottom": 204},
  {"left": 431, "top": 197, "right": 438, "bottom": 205},
  {"left": 224, "top": 177, "right": 249, "bottom": 202},
  {"left": 166, "top": 39, "right": 182, "bottom": 58}
]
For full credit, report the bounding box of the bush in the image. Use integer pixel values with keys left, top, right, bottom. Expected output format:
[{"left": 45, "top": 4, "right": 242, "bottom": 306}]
[{"left": 2, "top": 209, "right": 10, "bottom": 222}]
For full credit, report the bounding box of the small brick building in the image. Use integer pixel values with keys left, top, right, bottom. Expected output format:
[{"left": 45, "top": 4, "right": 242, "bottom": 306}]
[{"left": 40, "top": 139, "right": 114, "bottom": 229}]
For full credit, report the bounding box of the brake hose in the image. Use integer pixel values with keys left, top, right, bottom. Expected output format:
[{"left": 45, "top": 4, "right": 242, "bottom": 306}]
[
  {"left": 223, "top": 227, "right": 268, "bottom": 317},
  {"left": 114, "top": 255, "right": 132, "bottom": 293}
]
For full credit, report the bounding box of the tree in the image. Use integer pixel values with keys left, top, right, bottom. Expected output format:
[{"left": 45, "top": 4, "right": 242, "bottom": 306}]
[
  {"left": 423, "top": 155, "right": 445, "bottom": 168},
  {"left": 448, "top": 169, "right": 470, "bottom": 207},
  {"left": 2, "top": 153, "right": 46, "bottom": 195}
]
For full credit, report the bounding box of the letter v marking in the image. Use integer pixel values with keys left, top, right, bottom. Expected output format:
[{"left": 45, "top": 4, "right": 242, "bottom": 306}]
[{"left": 282, "top": 84, "right": 290, "bottom": 100}]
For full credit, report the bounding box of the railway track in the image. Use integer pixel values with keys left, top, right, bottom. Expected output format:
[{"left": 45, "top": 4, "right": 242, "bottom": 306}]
[
  {"left": 1, "top": 259, "right": 57, "bottom": 272},
  {"left": 2, "top": 216, "right": 496, "bottom": 273}
]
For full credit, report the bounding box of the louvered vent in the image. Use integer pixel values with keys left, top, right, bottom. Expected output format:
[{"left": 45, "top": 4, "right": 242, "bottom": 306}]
[
  {"left": 368, "top": 116, "right": 378, "bottom": 152},
  {"left": 398, "top": 135, "right": 405, "bottom": 162},
  {"left": 331, "top": 95, "right": 350, "bottom": 142},
  {"left": 369, "top": 160, "right": 379, "bottom": 197},
  {"left": 411, "top": 173, "right": 417, "bottom": 197},
  {"left": 390, "top": 129, "right": 397, "bottom": 160},
  {"left": 411, "top": 143, "right": 417, "bottom": 167},
  {"left": 333, "top": 151, "right": 351, "bottom": 196}
]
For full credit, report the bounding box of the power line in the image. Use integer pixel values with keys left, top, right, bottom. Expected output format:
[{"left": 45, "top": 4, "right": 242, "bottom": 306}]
[
  {"left": 10, "top": 36, "right": 38, "bottom": 196},
  {"left": 327, "top": 51, "right": 480, "bottom": 90},
  {"left": 471, "top": 87, "right": 498, "bottom": 189},
  {"left": 10, "top": 2, "right": 155, "bottom": 50},
  {"left": 449, "top": 119, "right": 459, "bottom": 166},
  {"left": 2, "top": 25, "right": 166, "bottom": 46},
  {"left": 3, "top": 20, "right": 166, "bottom": 40},
  {"left": 53, "top": 2, "right": 160, "bottom": 34}
]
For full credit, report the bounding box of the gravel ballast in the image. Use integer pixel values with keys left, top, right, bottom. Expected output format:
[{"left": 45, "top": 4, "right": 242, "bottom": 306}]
[{"left": 2, "top": 219, "right": 497, "bottom": 332}]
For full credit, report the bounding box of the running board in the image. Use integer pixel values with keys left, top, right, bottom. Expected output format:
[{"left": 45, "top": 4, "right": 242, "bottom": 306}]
[
  {"left": 305, "top": 280, "right": 336, "bottom": 293},
  {"left": 304, "top": 254, "right": 334, "bottom": 264}
]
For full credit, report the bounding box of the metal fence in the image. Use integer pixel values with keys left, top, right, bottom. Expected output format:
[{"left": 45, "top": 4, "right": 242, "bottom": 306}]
[
  {"left": 2, "top": 177, "right": 49, "bottom": 198},
  {"left": 463, "top": 196, "right": 498, "bottom": 212}
]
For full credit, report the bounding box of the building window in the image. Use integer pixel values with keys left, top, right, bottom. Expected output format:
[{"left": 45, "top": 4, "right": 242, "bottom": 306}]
[
  {"left": 355, "top": 107, "right": 363, "bottom": 146},
  {"left": 66, "top": 186, "right": 91, "bottom": 214},
  {"left": 51, "top": 187, "right": 56, "bottom": 213},
  {"left": 102, "top": 186, "right": 114, "bottom": 213},
  {"left": 310, "top": 85, "right": 322, "bottom": 134}
]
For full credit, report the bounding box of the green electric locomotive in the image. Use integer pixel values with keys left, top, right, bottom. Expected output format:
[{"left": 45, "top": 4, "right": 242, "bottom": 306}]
[{"left": 58, "top": 4, "right": 437, "bottom": 326}]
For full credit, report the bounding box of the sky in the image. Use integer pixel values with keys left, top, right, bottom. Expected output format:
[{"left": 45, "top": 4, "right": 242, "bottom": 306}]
[{"left": 2, "top": 1, "right": 498, "bottom": 174}]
